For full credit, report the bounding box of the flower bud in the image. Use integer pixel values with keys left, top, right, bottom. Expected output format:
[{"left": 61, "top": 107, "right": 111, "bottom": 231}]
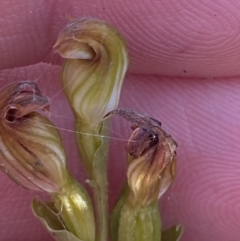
[
  {"left": 54, "top": 18, "right": 129, "bottom": 126},
  {"left": 0, "top": 82, "right": 67, "bottom": 193}
]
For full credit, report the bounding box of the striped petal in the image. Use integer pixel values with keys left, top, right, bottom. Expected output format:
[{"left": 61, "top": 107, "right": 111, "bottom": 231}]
[
  {"left": 0, "top": 82, "right": 67, "bottom": 193},
  {"left": 54, "top": 18, "right": 129, "bottom": 127}
]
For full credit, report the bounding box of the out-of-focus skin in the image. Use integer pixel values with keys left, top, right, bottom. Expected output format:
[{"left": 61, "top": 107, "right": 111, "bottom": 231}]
[{"left": 0, "top": 1, "right": 240, "bottom": 241}]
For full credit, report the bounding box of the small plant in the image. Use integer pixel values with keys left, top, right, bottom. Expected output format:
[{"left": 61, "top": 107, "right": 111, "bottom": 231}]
[{"left": 0, "top": 18, "right": 182, "bottom": 241}]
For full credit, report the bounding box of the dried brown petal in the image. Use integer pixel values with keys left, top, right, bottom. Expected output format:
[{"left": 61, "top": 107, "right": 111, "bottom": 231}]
[
  {"left": 107, "top": 108, "right": 177, "bottom": 206},
  {"left": 0, "top": 82, "right": 67, "bottom": 193}
]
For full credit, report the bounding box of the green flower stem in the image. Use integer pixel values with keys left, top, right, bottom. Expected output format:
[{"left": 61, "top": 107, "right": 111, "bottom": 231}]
[
  {"left": 75, "top": 120, "right": 110, "bottom": 241},
  {"left": 53, "top": 173, "right": 95, "bottom": 241}
]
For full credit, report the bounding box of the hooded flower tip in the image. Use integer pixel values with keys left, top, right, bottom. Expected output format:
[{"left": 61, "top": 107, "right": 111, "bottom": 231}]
[
  {"left": 54, "top": 18, "right": 129, "bottom": 125},
  {"left": 0, "top": 82, "right": 67, "bottom": 193},
  {"left": 107, "top": 108, "right": 177, "bottom": 206}
]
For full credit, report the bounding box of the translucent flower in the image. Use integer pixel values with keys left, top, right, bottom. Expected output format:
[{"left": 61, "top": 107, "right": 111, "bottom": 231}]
[
  {"left": 54, "top": 18, "right": 129, "bottom": 126},
  {"left": 54, "top": 19, "right": 129, "bottom": 240}
]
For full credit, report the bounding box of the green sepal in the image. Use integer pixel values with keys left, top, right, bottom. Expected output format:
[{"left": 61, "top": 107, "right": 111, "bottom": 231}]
[
  {"left": 53, "top": 177, "right": 95, "bottom": 241},
  {"left": 162, "top": 225, "right": 183, "bottom": 241},
  {"left": 32, "top": 198, "right": 83, "bottom": 241},
  {"left": 114, "top": 197, "right": 161, "bottom": 241}
]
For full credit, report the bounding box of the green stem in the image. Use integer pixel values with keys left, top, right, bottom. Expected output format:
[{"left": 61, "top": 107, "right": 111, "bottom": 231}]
[
  {"left": 75, "top": 120, "right": 110, "bottom": 241},
  {"left": 92, "top": 172, "right": 108, "bottom": 241}
]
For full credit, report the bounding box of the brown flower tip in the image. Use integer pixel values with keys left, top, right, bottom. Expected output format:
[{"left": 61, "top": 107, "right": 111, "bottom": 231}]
[
  {"left": 107, "top": 108, "right": 177, "bottom": 206},
  {"left": 1, "top": 81, "right": 49, "bottom": 124},
  {"left": 0, "top": 82, "right": 67, "bottom": 193}
]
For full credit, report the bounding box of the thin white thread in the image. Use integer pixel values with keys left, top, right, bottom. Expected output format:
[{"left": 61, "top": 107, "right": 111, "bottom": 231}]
[
  {"left": 4, "top": 38, "right": 134, "bottom": 143},
  {"left": 6, "top": 53, "right": 133, "bottom": 142},
  {"left": 16, "top": 115, "right": 138, "bottom": 143}
]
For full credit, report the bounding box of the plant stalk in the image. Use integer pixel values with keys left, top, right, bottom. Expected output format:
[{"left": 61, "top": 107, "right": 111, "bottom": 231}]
[{"left": 75, "top": 120, "right": 110, "bottom": 241}]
